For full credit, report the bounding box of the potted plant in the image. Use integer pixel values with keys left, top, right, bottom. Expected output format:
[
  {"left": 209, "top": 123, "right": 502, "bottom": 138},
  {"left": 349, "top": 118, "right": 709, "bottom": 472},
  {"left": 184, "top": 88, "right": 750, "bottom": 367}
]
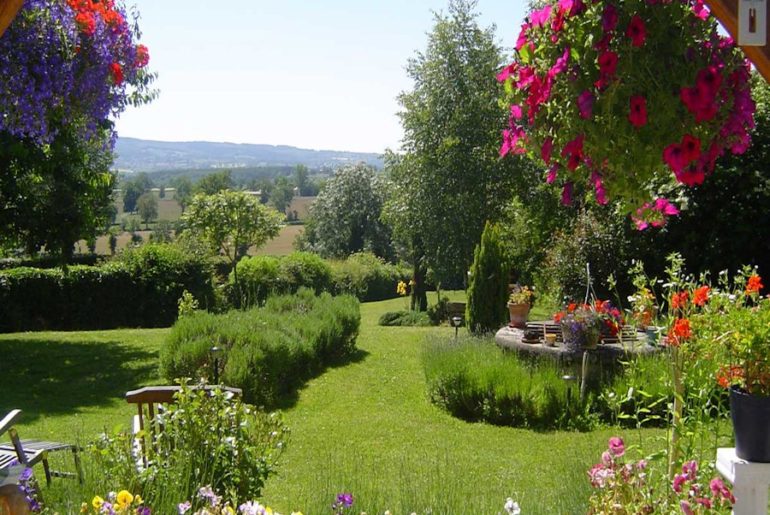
[
  {"left": 554, "top": 303, "right": 603, "bottom": 350},
  {"left": 507, "top": 285, "right": 534, "bottom": 328},
  {"left": 714, "top": 274, "right": 770, "bottom": 462}
]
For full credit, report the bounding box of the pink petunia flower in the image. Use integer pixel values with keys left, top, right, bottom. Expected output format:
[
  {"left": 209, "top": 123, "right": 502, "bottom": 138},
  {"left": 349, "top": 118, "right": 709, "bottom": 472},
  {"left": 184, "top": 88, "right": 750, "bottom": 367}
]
[
  {"left": 577, "top": 90, "right": 595, "bottom": 119},
  {"left": 601, "top": 3, "right": 618, "bottom": 32},
  {"left": 608, "top": 437, "right": 625, "bottom": 456},
  {"left": 628, "top": 95, "right": 647, "bottom": 128},
  {"left": 626, "top": 15, "right": 646, "bottom": 47},
  {"left": 541, "top": 137, "right": 554, "bottom": 165}
]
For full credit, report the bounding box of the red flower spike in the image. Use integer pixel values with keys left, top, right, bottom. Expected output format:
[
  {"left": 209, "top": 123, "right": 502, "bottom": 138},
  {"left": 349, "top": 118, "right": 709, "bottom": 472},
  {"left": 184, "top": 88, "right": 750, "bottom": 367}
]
[{"left": 693, "top": 286, "right": 710, "bottom": 306}]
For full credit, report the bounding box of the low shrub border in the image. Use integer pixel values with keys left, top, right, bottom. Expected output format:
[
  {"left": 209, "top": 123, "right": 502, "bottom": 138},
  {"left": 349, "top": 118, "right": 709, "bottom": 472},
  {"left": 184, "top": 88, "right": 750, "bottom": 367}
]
[{"left": 161, "top": 289, "right": 361, "bottom": 407}]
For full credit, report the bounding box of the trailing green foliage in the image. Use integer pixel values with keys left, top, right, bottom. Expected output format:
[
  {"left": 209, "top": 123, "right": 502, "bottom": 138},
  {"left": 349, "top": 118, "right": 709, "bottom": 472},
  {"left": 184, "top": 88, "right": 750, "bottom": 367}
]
[
  {"left": 89, "top": 381, "right": 288, "bottom": 513},
  {"left": 0, "top": 243, "right": 215, "bottom": 332},
  {"left": 231, "top": 252, "right": 408, "bottom": 307},
  {"left": 161, "top": 289, "right": 361, "bottom": 407},
  {"left": 378, "top": 310, "right": 432, "bottom": 327},
  {"left": 466, "top": 222, "right": 509, "bottom": 335}
]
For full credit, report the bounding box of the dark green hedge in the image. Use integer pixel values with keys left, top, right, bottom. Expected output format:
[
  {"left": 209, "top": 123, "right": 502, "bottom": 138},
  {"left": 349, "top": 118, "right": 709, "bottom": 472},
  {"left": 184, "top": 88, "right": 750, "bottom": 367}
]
[
  {"left": 160, "top": 289, "right": 361, "bottom": 407},
  {"left": 230, "top": 252, "right": 408, "bottom": 307},
  {"left": 0, "top": 244, "right": 215, "bottom": 332}
]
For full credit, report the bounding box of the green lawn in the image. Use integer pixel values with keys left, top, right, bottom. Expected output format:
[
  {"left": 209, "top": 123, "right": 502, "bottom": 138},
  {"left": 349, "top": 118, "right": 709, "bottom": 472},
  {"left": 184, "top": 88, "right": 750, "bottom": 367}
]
[{"left": 1, "top": 297, "right": 662, "bottom": 514}]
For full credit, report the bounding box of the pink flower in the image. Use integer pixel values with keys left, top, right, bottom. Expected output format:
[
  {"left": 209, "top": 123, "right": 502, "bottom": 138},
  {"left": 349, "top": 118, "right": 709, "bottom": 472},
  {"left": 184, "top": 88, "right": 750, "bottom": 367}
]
[
  {"left": 681, "top": 134, "right": 701, "bottom": 161},
  {"left": 626, "top": 15, "right": 646, "bottom": 47},
  {"left": 663, "top": 143, "right": 687, "bottom": 173},
  {"left": 561, "top": 135, "right": 584, "bottom": 170},
  {"left": 577, "top": 90, "right": 595, "bottom": 119},
  {"left": 510, "top": 104, "right": 523, "bottom": 121},
  {"left": 608, "top": 437, "right": 625, "bottom": 456},
  {"left": 628, "top": 95, "right": 647, "bottom": 128},
  {"left": 548, "top": 47, "right": 570, "bottom": 78},
  {"left": 497, "top": 63, "right": 518, "bottom": 83},
  {"left": 558, "top": 0, "right": 585, "bottom": 17},
  {"left": 500, "top": 127, "right": 526, "bottom": 157},
  {"left": 541, "top": 137, "right": 554, "bottom": 165},
  {"left": 696, "top": 66, "right": 723, "bottom": 99},
  {"left": 591, "top": 171, "right": 608, "bottom": 205},
  {"left": 515, "top": 23, "right": 531, "bottom": 51},
  {"left": 561, "top": 181, "right": 573, "bottom": 206},
  {"left": 672, "top": 473, "right": 688, "bottom": 493},
  {"left": 692, "top": 0, "right": 710, "bottom": 20},
  {"left": 601, "top": 3, "right": 618, "bottom": 32},
  {"left": 530, "top": 5, "right": 552, "bottom": 28},
  {"left": 632, "top": 198, "right": 679, "bottom": 230},
  {"left": 709, "top": 477, "right": 736, "bottom": 504},
  {"left": 517, "top": 67, "right": 535, "bottom": 89},
  {"left": 654, "top": 198, "right": 679, "bottom": 217},
  {"left": 682, "top": 460, "right": 698, "bottom": 480},
  {"left": 680, "top": 500, "right": 694, "bottom": 515},
  {"left": 598, "top": 51, "right": 618, "bottom": 77},
  {"left": 547, "top": 164, "right": 559, "bottom": 184}
]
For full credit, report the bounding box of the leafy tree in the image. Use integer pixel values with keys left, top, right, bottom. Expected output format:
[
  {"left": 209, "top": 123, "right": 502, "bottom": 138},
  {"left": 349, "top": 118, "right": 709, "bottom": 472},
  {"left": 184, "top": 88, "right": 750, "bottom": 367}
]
[
  {"left": 466, "top": 222, "right": 509, "bottom": 335},
  {"left": 123, "top": 173, "right": 153, "bottom": 213},
  {"left": 387, "top": 0, "right": 520, "bottom": 288},
  {"left": 0, "top": 124, "right": 116, "bottom": 265},
  {"left": 270, "top": 176, "right": 294, "bottom": 214},
  {"left": 195, "top": 170, "right": 233, "bottom": 195},
  {"left": 137, "top": 192, "right": 159, "bottom": 229},
  {"left": 173, "top": 176, "right": 194, "bottom": 212},
  {"left": 294, "top": 165, "right": 310, "bottom": 196},
  {"left": 300, "top": 164, "right": 394, "bottom": 260},
  {"left": 181, "top": 190, "right": 283, "bottom": 288}
]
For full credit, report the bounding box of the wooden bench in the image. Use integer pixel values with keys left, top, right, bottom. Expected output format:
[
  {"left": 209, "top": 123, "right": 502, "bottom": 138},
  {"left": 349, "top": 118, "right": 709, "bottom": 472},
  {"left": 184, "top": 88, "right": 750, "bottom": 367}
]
[{"left": 125, "top": 385, "right": 242, "bottom": 467}]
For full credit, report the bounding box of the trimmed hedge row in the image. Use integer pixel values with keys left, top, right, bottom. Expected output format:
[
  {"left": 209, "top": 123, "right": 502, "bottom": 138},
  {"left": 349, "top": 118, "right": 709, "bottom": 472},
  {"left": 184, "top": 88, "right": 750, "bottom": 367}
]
[
  {"left": 160, "top": 289, "right": 361, "bottom": 407},
  {"left": 0, "top": 244, "right": 215, "bottom": 332},
  {"left": 230, "top": 252, "right": 408, "bottom": 307}
]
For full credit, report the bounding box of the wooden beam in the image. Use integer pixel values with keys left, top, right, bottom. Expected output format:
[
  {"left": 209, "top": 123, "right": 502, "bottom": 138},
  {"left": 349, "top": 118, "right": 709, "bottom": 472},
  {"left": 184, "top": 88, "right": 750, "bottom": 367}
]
[
  {"left": 705, "top": 0, "right": 770, "bottom": 82},
  {"left": 0, "top": 0, "right": 23, "bottom": 39}
]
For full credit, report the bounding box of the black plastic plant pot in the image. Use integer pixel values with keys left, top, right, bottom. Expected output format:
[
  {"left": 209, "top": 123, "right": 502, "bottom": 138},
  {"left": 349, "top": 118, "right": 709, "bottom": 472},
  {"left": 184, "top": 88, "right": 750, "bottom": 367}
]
[{"left": 730, "top": 385, "right": 770, "bottom": 462}]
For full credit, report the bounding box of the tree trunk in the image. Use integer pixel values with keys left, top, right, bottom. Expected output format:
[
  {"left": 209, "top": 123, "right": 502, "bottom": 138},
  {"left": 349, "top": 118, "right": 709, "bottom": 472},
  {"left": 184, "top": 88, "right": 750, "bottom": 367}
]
[{"left": 410, "top": 240, "right": 428, "bottom": 312}]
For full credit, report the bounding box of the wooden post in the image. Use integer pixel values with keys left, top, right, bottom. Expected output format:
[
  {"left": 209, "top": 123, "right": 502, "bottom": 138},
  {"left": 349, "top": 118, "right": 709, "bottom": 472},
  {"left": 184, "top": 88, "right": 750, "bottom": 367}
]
[{"left": 0, "top": 0, "right": 23, "bottom": 39}]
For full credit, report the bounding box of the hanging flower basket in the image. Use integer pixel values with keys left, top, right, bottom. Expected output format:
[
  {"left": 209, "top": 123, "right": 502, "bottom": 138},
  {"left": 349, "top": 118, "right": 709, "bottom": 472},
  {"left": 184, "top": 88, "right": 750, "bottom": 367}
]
[
  {"left": 498, "top": 0, "right": 755, "bottom": 228},
  {"left": 0, "top": 0, "right": 153, "bottom": 146}
]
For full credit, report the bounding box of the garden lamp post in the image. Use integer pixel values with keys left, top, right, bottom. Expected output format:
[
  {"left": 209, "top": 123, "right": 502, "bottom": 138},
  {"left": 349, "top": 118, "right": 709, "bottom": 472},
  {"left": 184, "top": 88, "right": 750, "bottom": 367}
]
[
  {"left": 562, "top": 374, "right": 577, "bottom": 414},
  {"left": 451, "top": 316, "right": 463, "bottom": 340},
  {"left": 210, "top": 346, "right": 222, "bottom": 385}
]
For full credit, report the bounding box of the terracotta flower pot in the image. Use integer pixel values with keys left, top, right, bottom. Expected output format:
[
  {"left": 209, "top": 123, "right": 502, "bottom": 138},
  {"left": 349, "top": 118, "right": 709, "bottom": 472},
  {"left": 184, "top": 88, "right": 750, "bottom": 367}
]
[{"left": 507, "top": 302, "right": 530, "bottom": 328}]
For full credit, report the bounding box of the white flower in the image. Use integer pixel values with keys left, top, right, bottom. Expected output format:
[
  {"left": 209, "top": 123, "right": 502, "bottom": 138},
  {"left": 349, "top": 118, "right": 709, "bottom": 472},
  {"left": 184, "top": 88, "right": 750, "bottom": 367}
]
[{"left": 504, "top": 498, "right": 521, "bottom": 515}]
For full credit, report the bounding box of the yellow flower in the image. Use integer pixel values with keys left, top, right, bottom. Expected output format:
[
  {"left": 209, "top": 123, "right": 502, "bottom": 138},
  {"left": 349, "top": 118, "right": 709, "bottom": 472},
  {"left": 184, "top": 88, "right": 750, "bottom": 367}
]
[
  {"left": 92, "top": 496, "right": 104, "bottom": 510},
  {"left": 116, "top": 490, "right": 134, "bottom": 508},
  {"left": 223, "top": 506, "right": 235, "bottom": 515},
  {"left": 265, "top": 508, "right": 273, "bottom": 515},
  {"left": 134, "top": 495, "right": 143, "bottom": 505},
  {"left": 80, "top": 502, "right": 89, "bottom": 513},
  {"left": 396, "top": 280, "right": 408, "bottom": 296}
]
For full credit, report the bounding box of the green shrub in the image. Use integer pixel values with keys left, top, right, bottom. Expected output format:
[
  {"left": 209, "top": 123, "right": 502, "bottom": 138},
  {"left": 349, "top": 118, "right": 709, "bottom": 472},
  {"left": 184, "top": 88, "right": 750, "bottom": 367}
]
[
  {"left": 330, "top": 252, "right": 409, "bottom": 301},
  {"left": 160, "top": 289, "right": 361, "bottom": 407},
  {"left": 231, "top": 252, "right": 409, "bottom": 308},
  {"left": 541, "top": 209, "right": 631, "bottom": 301},
  {"left": 0, "top": 243, "right": 215, "bottom": 332},
  {"left": 422, "top": 338, "right": 587, "bottom": 429},
  {"left": 230, "top": 255, "right": 284, "bottom": 307},
  {"left": 90, "top": 381, "right": 288, "bottom": 512},
  {"left": 378, "top": 310, "right": 432, "bottom": 327},
  {"left": 466, "top": 222, "right": 509, "bottom": 335},
  {"left": 427, "top": 296, "right": 450, "bottom": 325},
  {"left": 279, "top": 252, "right": 333, "bottom": 294}
]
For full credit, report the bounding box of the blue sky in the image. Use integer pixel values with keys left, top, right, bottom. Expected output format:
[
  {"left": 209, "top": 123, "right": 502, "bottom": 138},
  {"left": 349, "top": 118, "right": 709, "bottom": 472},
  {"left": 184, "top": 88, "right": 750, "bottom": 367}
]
[{"left": 114, "top": 1, "right": 527, "bottom": 153}]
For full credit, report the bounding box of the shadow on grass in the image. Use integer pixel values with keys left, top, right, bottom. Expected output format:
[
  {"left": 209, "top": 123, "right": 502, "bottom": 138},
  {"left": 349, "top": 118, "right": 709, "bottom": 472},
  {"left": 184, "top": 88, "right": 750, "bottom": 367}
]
[
  {"left": 272, "top": 348, "right": 370, "bottom": 411},
  {"left": 0, "top": 339, "right": 157, "bottom": 424}
]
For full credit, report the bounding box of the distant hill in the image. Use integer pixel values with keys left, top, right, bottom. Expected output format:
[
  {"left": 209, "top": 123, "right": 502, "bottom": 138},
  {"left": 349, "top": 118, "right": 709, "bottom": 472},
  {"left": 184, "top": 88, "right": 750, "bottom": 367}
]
[{"left": 114, "top": 137, "right": 383, "bottom": 172}]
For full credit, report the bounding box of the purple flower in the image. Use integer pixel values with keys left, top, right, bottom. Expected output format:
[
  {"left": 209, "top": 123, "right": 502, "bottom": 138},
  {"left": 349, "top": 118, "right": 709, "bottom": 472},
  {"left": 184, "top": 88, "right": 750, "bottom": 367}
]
[
  {"left": 608, "top": 437, "right": 625, "bottom": 457},
  {"left": 336, "top": 493, "right": 354, "bottom": 508},
  {"left": 177, "top": 501, "right": 192, "bottom": 514},
  {"left": 577, "top": 90, "right": 595, "bottom": 119}
]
